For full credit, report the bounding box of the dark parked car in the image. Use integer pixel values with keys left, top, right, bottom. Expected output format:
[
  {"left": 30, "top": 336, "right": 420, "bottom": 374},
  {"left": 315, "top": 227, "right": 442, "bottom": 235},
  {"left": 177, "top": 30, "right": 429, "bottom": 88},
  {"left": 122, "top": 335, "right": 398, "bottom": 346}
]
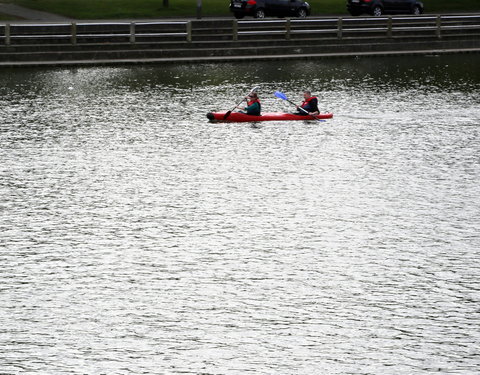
[
  {"left": 230, "top": 0, "right": 311, "bottom": 19},
  {"left": 347, "top": 0, "right": 424, "bottom": 16}
]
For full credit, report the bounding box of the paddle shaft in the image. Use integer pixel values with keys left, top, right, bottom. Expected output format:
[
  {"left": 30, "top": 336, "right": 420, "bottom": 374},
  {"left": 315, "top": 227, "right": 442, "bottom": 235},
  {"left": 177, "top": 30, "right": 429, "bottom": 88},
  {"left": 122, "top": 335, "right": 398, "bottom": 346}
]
[{"left": 285, "top": 98, "right": 324, "bottom": 122}]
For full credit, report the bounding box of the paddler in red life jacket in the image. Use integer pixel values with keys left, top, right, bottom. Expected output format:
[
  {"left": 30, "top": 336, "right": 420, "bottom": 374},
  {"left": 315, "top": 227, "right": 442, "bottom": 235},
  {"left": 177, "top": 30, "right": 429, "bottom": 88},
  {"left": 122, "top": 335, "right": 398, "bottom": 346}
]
[
  {"left": 237, "top": 92, "right": 261, "bottom": 116},
  {"left": 294, "top": 91, "right": 319, "bottom": 116}
]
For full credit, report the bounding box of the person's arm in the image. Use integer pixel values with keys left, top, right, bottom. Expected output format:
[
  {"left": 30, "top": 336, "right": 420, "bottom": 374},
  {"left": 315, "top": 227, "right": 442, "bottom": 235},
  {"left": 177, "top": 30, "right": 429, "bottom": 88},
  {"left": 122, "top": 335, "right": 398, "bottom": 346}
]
[{"left": 236, "top": 97, "right": 249, "bottom": 110}]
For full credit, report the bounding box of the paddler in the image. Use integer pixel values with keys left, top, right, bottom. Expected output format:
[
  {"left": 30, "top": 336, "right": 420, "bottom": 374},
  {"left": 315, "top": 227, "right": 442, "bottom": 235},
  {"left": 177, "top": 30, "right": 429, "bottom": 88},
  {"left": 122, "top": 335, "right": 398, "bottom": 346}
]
[
  {"left": 294, "top": 91, "right": 319, "bottom": 116},
  {"left": 237, "top": 92, "right": 261, "bottom": 116}
]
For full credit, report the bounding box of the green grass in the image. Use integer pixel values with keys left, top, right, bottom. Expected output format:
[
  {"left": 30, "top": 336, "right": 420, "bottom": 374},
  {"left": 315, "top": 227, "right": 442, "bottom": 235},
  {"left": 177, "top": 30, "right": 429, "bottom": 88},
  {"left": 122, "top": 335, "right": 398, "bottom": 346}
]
[
  {"left": 423, "top": 0, "right": 480, "bottom": 13},
  {"left": 4, "top": 0, "right": 227, "bottom": 18},
  {"left": 3, "top": 0, "right": 479, "bottom": 19}
]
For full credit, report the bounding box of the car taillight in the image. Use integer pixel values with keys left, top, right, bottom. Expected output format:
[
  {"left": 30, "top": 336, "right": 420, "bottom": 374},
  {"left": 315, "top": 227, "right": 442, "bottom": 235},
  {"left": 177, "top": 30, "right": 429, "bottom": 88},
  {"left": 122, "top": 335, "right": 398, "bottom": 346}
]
[{"left": 247, "top": 0, "right": 256, "bottom": 4}]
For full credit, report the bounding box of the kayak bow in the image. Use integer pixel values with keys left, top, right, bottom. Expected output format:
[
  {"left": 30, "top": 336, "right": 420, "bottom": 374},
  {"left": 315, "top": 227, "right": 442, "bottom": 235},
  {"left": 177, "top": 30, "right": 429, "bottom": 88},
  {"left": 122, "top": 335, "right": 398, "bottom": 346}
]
[{"left": 207, "top": 112, "right": 333, "bottom": 123}]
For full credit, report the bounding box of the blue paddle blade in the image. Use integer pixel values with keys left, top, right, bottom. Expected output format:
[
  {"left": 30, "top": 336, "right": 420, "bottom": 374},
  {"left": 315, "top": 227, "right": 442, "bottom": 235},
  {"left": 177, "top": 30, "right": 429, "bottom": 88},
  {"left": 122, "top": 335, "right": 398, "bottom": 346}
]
[{"left": 274, "top": 91, "right": 288, "bottom": 100}]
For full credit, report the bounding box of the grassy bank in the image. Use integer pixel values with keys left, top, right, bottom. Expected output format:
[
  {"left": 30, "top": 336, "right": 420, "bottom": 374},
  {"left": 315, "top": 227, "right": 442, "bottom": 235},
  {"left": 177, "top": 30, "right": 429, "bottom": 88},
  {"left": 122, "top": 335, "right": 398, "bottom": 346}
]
[{"left": 2, "top": 0, "right": 479, "bottom": 19}]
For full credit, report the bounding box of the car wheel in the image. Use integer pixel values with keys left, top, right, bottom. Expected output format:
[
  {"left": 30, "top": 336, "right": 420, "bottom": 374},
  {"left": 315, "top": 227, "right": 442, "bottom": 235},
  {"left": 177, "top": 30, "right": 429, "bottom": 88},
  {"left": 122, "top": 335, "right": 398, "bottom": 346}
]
[
  {"left": 297, "top": 8, "right": 307, "bottom": 18},
  {"left": 372, "top": 6, "right": 383, "bottom": 17},
  {"left": 254, "top": 8, "right": 265, "bottom": 19},
  {"left": 234, "top": 13, "right": 244, "bottom": 19},
  {"left": 411, "top": 5, "right": 421, "bottom": 15}
]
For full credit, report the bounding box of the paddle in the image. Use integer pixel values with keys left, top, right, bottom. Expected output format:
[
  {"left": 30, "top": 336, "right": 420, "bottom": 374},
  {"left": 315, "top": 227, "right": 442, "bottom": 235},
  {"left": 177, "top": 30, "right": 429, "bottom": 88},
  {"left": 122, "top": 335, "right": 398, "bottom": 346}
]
[
  {"left": 274, "top": 91, "right": 325, "bottom": 122},
  {"left": 223, "top": 86, "right": 260, "bottom": 120}
]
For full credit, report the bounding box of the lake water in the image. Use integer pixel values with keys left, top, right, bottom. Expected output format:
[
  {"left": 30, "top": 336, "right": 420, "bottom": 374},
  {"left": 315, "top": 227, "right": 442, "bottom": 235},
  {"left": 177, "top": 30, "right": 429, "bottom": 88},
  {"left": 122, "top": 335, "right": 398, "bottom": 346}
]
[{"left": 1, "top": 55, "right": 479, "bottom": 374}]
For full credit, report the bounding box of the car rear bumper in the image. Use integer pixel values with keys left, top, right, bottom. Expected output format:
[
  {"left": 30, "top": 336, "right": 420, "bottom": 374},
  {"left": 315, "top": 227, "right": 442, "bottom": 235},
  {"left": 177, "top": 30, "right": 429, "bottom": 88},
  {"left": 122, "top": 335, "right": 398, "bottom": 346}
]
[
  {"left": 347, "top": 3, "right": 372, "bottom": 12},
  {"left": 230, "top": 4, "right": 255, "bottom": 13}
]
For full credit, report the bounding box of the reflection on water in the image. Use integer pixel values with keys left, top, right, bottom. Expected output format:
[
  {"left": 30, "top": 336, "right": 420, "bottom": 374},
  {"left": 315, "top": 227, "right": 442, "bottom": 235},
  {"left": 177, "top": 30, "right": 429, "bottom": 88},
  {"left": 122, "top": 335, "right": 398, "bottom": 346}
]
[{"left": 1, "top": 55, "right": 480, "bottom": 374}]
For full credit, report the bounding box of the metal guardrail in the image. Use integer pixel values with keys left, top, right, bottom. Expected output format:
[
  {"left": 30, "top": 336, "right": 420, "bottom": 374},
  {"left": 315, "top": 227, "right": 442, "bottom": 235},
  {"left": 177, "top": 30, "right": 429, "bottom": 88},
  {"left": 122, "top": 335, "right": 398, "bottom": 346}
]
[
  {"left": 236, "top": 14, "right": 480, "bottom": 41},
  {"left": 0, "top": 15, "right": 479, "bottom": 45},
  {"left": 1, "top": 21, "right": 191, "bottom": 45}
]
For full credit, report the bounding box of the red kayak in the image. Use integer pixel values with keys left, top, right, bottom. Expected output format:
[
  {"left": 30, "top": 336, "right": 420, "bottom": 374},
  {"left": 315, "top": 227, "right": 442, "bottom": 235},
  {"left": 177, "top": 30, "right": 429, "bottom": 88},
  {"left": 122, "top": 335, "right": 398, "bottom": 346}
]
[{"left": 207, "top": 112, "right": 333, "bottom": 123}]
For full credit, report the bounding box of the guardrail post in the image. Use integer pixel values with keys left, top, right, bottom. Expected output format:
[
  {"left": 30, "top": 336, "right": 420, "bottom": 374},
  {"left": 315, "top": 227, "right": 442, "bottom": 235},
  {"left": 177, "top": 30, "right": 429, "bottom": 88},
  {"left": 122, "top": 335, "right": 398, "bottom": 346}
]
[
  {"left": 71, "top": 22, "right": 77, "bottom": 45},
  {"left": 130, "top": 22, "right": 135, "bottom": 44},
  {"left": 232, "top": 19, "right": 238, "bottom": 41},
  {"left": 186, "top": 21, "right": 192, "bottom": 42},
  {"left": 387, "top": 16, "right": 392, "bottom": 38},
  {"left": 285, "top": 18, "right": 291, "bottom": 40},
  {"left": 337, "top": 17, "right": 342, "bottom": 39},
  {"left": 5, "top": 23, "right": 10, "bottom": 45},
  {"left": 436, "top": 15, "right": 442, "bottom": 39}
]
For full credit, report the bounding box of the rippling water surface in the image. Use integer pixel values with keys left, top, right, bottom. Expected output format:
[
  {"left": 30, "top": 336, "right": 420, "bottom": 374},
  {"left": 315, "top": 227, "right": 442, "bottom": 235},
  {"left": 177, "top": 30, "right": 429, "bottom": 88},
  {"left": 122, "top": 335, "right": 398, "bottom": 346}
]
[{"left": 1, "top": 55, "right": 479, "bottom": 374}]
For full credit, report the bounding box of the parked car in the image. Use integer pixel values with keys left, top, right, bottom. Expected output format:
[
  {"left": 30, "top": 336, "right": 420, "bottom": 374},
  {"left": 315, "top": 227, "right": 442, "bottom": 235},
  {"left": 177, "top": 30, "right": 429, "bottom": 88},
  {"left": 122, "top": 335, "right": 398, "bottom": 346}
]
[
  {"left": 230, "top": 0, "right": 311, "bottom": 19},
  {"left": 347, "top": 0, "right": 424, "bottom": 17}
]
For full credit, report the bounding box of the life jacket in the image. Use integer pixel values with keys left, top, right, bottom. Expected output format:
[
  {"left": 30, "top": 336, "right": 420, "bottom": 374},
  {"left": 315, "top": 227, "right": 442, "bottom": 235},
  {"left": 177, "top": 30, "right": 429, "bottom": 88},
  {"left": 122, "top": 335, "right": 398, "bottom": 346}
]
[
  {"left": 246, "top": 98, "right": 261, "bottom": 115},
  {"left": 301, "top": 96, "right": 318, "bottom": 111},
  {"left": 247, "top": 98, "right": 261, "bottom": 107}
]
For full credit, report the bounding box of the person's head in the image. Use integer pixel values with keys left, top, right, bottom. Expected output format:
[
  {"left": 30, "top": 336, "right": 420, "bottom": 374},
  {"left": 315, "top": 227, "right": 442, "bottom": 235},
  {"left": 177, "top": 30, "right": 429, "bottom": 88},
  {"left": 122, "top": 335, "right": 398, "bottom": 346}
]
[
  {"left": 248, "top": 92, "right": 258, "bottom": 100},
  {"left": 303, "top": 90, "right": 312, "bottom": 100}
]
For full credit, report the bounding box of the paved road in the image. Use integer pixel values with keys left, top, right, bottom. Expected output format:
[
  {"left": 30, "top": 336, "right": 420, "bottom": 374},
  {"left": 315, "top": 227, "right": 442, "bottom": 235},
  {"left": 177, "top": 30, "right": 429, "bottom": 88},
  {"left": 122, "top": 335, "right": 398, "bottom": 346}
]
[{"left": 0, "top": 3, "right": 70, "bottom": 21}]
